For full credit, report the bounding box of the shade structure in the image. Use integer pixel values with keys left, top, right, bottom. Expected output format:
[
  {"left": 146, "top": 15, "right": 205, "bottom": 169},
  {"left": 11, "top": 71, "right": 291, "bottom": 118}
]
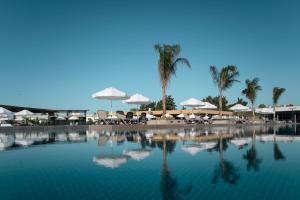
[
  {"left": 197, "top": 102, "right": 217, "bottom": 109},
  {"left": 92, "top": 87, "right": 129, "bottom": 114},
  {"left": 181, "top": 144, "right": 205, "bottom": 156},
  {"left": 0, "top": 107, "right": 14, "bottom": 120},
  {"left": 230, "top": 104, "right": 250, "bottom": 112},
  {"left": 181, "top": 98, "right": 205, "bottom": 108},
  {"left": 93, "top": 155, "right": 129, "bottom": 169},
  {"left": 68, "top": 116, "right": 79, "bottom": 120},
  {"left": 177, "top": 113, "right": 185, "bottom": 119},
  {"left": 123, "top": 149, "right": 151, "bottom": 161},
  {"left": 15, "top": 109, "right": 34, "bottom": 116},
  {"left": 124, "top": 94, "right": 151, "bottom": 105}
]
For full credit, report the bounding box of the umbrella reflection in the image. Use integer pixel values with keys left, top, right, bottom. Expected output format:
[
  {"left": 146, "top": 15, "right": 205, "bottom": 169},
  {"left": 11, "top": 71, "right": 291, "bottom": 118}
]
[
  {"left": 123, "top": 149, "right": 151, "bottom": 161},
  {"left": 93, "top": 155, "right": 129, "bottom": 169},
  {"left": 0, "top": 134, "right": 14, "bottom": 151}
]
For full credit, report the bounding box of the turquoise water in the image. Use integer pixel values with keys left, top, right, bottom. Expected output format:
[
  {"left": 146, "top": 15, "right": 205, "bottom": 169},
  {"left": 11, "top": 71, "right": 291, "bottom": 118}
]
[{"left": 0, "top": 125, "right": 300, "bottom": 200}]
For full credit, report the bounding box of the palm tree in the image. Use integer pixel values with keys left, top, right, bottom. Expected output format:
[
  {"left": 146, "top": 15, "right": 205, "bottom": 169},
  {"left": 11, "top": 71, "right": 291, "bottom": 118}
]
[
  {"left": 210, "top": 65, "right": 240, "bottom": 116},
  {"left": 242, "top": 78, "right": 262, "bottom": 120},
  {"left": 154, "top": 44, "right": 191, "bottom": 115},
  {"left": 272, "top": 87, "right": 286, "bottom": 121}
]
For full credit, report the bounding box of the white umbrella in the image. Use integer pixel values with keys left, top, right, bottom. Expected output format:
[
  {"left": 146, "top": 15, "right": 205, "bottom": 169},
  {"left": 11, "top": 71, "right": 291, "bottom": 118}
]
[
  {"left": 182, "top": 144, "right": 205, "bottom": 156},
  {"left": 180, "top": 98, "right": 205, "bottom": 108},
  {"left": 165, "top": 113, "right": 173, "bottom": 118},
  {"left": 93, "top": 155, "right": 129, "bottom": 169},
  {"left": 124, "top": 93, "right": 151, "bottom": 105},
  {"left": 92, "top": 87, "right": 129, "bottom": 114},
  {"left": 0, "top": 107, "right": 13, "bottom": 120},
  {"left": 123, "top": 149, "right": 151, "bottom": 161},
  {"left": 189, "top": 113, "right": 196, "bottom": 119},
  {"left": 230, "top": 104, "right": 250, "bottom": 112},
  {"left": 68, "top": 116, "right": 79, "bottom": 120},
  {"left": 15, "top": 109, "right": 34, "bottom": 116},
  {"left": 177, "top": 113, "right": 185, "bottom": 119},
  {"left": 197, "top": 102, "right": 217, "bottom": 109},
  {"left": 146, "top": 114, "right": 155, "bottom": 120}
]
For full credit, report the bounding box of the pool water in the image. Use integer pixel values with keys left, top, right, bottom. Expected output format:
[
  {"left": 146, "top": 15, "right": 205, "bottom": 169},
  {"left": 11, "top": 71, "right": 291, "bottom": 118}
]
[{"left": 0, "top": 125, "right": 300, "bottom": 200}]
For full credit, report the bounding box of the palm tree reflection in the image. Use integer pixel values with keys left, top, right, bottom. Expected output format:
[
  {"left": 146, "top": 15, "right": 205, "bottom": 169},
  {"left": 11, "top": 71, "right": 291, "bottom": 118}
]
[
  {"left": 212, "top": 136, "right": 240, "bottom": 185},
  {"left": 160, "top": 141, "right": 192, "bottom": 200},
  {"left": 273, "top": 127, "right": 286, "bottom": 161},
  {"left": 243, "top": 129, "right": 262, "bottom": 172}
]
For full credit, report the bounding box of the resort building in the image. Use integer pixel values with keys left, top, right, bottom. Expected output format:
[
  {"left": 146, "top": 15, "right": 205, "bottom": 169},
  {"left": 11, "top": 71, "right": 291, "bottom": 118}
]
[{"left": 256, "top": 105, "right": 300, "bottom": 123}]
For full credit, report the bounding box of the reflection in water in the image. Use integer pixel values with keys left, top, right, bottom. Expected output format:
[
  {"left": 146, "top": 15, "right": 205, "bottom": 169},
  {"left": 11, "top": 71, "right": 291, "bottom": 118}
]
[
  {"left": 243, "top": 130, "right": 262, "bottom": 172},
  {"left": 212, "top": 137, "right": 240, "bottom": 185},
  {"left": 273, "top": 127, "right": 286, "bottom": 161},
  {"left": 160, "top": 141, "right": 192, "bottom": 200}
]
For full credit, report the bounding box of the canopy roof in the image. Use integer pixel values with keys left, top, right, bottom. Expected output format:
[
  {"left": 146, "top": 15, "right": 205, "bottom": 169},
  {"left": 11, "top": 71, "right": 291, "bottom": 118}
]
[
  {"left": 15, "top": 109, "right": 34, "bottom": 116},
  {"left": 230, "top": 104, "right": 250, "bottom": 112},
  {"left": 181, "top": 98, "right": 205, "bottom": 107},
  {"left": 124, "top": 94, "right": 151, "bottom": 105},
  {"left": 92, "top": 87, "right": 128, "bottom": 100}
]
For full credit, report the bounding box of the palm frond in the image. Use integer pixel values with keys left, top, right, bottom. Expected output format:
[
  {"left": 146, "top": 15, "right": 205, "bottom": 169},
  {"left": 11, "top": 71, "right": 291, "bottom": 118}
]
[{"left": 273, "top": 87, "right": 286, "bottom": 105}]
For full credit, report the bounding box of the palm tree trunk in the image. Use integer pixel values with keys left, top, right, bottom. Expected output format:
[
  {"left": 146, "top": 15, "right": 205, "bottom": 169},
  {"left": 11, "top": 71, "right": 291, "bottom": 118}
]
[
  {"left": 219, "top": 90, "right": 223, "bottom": 116},
  {"left": 252, "top": 102, "right": 255, "bottom": 121},
  {"left": 273, "top": 106, "right": 276, "bottom": 122},
  {"left": 162, "top": 85, "right": 167, "bottom": 116}
]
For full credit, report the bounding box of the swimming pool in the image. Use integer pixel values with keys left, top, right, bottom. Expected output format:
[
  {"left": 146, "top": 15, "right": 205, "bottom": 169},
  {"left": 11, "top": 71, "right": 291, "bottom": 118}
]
[{"left": 0, "top": 125, "right": 299, "bottom": 200}]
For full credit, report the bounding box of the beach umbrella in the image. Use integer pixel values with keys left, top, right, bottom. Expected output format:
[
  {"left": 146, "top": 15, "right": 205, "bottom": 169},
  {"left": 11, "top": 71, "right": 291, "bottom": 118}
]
[
  {"left": 189, "top": 113, "right": 196, "bottom": 119},
  {"left": 177, "top": 113, "right": 185, "bottom": 119},
  {"left": 68, "top": 116, "right": 79, "bottom": 120},
  {"left": 93, "top": 155, "right": 129, "bottom": 169},
  {"left": 182, "top": 144, "right": 205, "bottom": 156},
  {"left": 124, "top": 94, "right": 151, "bottom": 106},
  {"left": 123, "top": 149, "right": 151, "bottom": 161},
  {"left": 165, "top": 113, "right": 173, "bottom": 118},
  {"left": 92, "top": 87, "right": 129, "bottom": 114},
  {"left": 15, "top": 109, "right": 34, "bottom": 116},
  {"left": 0, "top": 107, "right": 14, "bottom": 120},
  {"left": 180, "top": 98, "right": 205, "bottom": 108},
  {"left": 15, "top": 109, "right": 34, "bottom": 121},
  {"left": 197, "top": 102, "right": 217, "bottom": 109},
  {"left": 146, "top": 114, "right": 155, "bottom": 120},
  {"left": 230, "top": 104, "right": 250, "bottom": 112}
]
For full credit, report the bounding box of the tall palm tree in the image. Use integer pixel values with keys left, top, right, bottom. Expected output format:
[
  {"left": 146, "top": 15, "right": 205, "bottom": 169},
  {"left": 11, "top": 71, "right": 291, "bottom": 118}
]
[
  {"left": 272, "top": 87, "right": 286, "bottom": 121},
  {"left": 210, "top": 65, "right": 240, "bottom": 116},
  {"left": 242, "top": 78, "right": 262, "bottom": 120},
  {"left": 154, "top": 44, "right": 191, "bottom": 115}
]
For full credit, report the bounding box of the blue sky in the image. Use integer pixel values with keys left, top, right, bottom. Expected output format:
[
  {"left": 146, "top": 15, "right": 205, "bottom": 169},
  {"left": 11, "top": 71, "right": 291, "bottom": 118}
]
[{"left": 0, "top": 0, "right": 299, "bottom": 112}]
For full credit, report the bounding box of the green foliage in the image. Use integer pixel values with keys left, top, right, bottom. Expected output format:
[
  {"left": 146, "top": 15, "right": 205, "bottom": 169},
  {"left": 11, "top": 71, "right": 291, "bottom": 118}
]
[
  {"left": 156, "top": 95, "right": 177, "bottom": 110},
  {"left": 258, "top": 104, "right": 267, "bottom": 108},
  {"left": 242, "top": 78, "right": 262, "bottom": 104},
  {"left": 139, "top": 96, "right": 177, "bottom": 111},
  {"left": 139, "top": 102, "right": 156, "bottom": 111},
  {"left": 272, "top": 87, "right": 286, "bottom": 105},
  {"left": 227, "top": 98, "right": 248, "bottom": 109},
  {"left": 210, "top": 65, "right": 240, "bottom": 92},
  {"left": 203, "top": 96, "right": 229, "bottom": 111},
  {"left": 154, "top": 44, "right": 191, "bottom": 114}
]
